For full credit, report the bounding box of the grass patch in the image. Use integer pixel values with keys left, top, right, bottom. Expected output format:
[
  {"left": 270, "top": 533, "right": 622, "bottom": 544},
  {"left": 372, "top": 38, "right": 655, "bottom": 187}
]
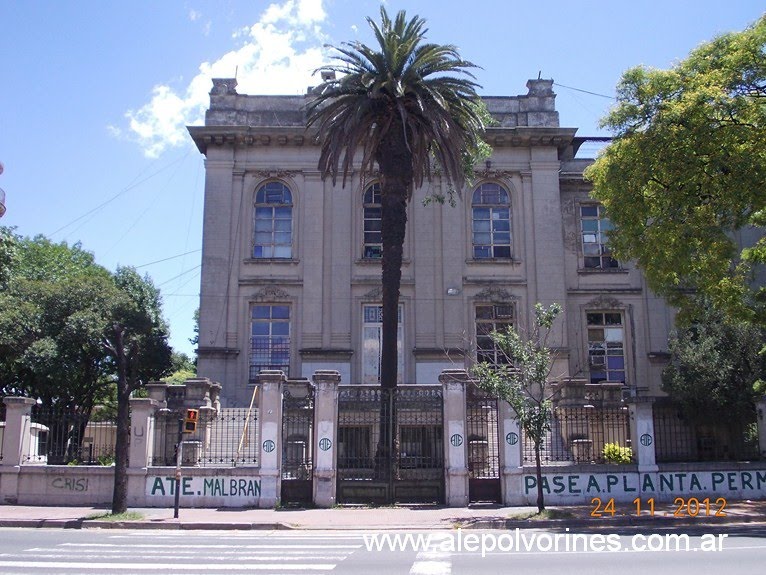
[
  {"left": 507, "top": 509, "right": 574, "bottom": 521},
  {"left": 86, "top": 511, "right": 145, "bottom": 522}
]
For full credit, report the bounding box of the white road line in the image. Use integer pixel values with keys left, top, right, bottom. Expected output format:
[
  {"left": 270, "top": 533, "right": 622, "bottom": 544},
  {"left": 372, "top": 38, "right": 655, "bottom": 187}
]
[
  {"left": 409, "top": 550, "right": 452, "bottom": 575},
  {"left": 0, "top": 561, "right": 336, "bottom": 571},
  {"left": 59, "top": 543, "right": 360, "bottom": 549},
  {"left": 14, "top": 554, "right": 350, "bottom": 561},
  {"left": 25, "top": 549, "right": 350, "bottom": 556}
]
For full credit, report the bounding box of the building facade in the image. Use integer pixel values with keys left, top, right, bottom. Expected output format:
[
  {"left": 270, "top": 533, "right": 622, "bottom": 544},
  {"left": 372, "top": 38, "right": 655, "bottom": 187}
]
[{"left": 189, "top": 77, "right": 675, "bottom": 408}]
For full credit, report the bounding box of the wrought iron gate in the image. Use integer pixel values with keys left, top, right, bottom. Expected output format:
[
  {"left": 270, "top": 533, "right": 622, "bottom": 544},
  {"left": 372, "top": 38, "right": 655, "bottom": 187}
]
[
  {"left": 337, "top": 386, "right": 444, "bottom": 504},
  {"left": 281, "top": 383, "right": 314, "bottom": 505},
  {"left": 466, "top": 384, "right": 501, "bottom": 503}
]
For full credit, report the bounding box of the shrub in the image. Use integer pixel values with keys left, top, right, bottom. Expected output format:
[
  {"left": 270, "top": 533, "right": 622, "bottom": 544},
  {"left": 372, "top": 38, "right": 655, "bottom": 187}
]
[{"left": 602, "top": 443, "right": 633, "bottom": 464}]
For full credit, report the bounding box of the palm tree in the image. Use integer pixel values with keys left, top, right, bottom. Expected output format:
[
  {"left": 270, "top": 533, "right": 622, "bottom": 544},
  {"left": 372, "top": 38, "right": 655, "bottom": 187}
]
[
  {"left": 308, "top": 7, "right": 484, "bottom": 386},
  {"left": 307, "top": 7, "right": 486, "bottom": 488}
]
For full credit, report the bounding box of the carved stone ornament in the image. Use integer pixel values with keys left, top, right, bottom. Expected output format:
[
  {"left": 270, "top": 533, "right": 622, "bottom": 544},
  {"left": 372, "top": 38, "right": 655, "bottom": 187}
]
[
  {"left": 253, "top": 170, "right": 301, "bottom": 179},
  {"left": 362, "top": 286, "right": 383, "bottom": 300},
  {"left": 211, "top": 79, "right": 237, "bottom": 95},
  {"left": 585, "top": 295, "right": 623, "bottom": 309},
  {"left": 474, "top": 286, "right": 516, "bottom": 302},
  {"left": 253, "top": 286, "right": 290, "bottom": 301}
]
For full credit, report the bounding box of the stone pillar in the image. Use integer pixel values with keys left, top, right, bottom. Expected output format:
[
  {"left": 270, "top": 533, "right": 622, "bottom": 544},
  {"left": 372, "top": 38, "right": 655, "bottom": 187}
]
[
  {"left": 628, "top": 398, "right": 658, "bottom": 472},
  {"left": 757, "top": 397, "right": 766, "bottom": 460},
  {"left": 1, "top": 397, "right": 36, "bottom": 504},
  {"left": 499, "top": 401, "right": 524, "bottom": 505},
  {"left": 439, "top": 369, "right": 469, "bottom": 507},
  {"left": 312, "top": 370, "right": 341, "bottom": 507},
  {"left": 128, "top": 398, "right": 162, "bottom": 469},
  {"left": 257, "top": 370, "right": 285, "bottom": 507}
]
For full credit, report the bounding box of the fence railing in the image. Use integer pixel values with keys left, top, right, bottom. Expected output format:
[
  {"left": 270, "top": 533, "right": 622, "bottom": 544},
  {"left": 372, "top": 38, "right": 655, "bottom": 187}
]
[
  {"left": 26, "top": 408, "right": 118, "bottom": 465},
  {"left": 151, "top": 407, "right": 259, "bottom": 467},
  {"left": 654, "top": 404, "right": 760, "bottom": 463},
  {"left": 523, "top": 406, "right": 632, "bottom": 465}
]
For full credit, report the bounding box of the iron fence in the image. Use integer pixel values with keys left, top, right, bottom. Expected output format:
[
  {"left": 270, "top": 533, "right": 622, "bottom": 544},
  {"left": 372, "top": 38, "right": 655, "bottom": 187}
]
[
  {"left": 336, "top": 385, "right": 444, "bottom": 504},
  {"left": 654, "top": 404, "right": 760, "bottom": 463},
  {"left": 151, "top": 407, "right": 259, "bottom": 467},
  {"left": 523, "top": 406, "right": 632, "bottom": 465},
  {"left": 26, "top": 407, "right": 118, "bottom": 465}
]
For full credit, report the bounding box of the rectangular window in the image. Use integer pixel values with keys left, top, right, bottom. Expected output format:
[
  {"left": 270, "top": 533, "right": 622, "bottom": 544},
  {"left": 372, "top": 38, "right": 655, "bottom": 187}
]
[
  {"left": 475, "top": 304, "right": 515, "bottom": 364},
  {"left": 362, "top": 304, "right": 403, "bottom": 384},
  {"left": 250, "top": 304, "right": 290, "bottom": 382},
  {"left": 580, "top": 204, "right": 618, "bottom": 269},
  {"left": 587, "top": 312, "right": 625, "bottom": 383}
]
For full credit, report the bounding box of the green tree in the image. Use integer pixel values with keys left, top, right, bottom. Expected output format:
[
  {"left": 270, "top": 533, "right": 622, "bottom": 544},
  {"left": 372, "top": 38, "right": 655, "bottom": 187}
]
[
  {"left": 106, "top": 266, "right": 172, "bottom": 514},
  {"left": 585, "top": 16, "right": 766, "bottom": 323},
  {"left": 0, "top": 232, "right": 116, "bottom": 413},
  {"left": 163, "top": 351, "right": 196, "bottom": 385},
  {"left": 662, "top": 300, "right": 766, "bottom": 426},
  {"left": 471, "top": 303, "right": 562, "bottom": 512}
]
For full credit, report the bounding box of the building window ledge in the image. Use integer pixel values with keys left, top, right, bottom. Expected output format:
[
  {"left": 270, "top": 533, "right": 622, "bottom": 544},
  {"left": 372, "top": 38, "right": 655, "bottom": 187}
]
[{"left": 244, "top": 258, "right": 300, "bottom": 265}]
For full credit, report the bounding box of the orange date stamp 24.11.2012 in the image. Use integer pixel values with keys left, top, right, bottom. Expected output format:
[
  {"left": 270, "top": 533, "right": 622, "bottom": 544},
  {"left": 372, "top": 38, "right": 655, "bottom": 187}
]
[{"left": 590, "top": 497, "right": 728, "bottom": 517}]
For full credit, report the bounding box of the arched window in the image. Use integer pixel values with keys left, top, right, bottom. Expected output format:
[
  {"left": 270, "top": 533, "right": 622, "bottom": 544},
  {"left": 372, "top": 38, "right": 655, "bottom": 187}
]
[
  {"left": 363, "top": 183, "right": 382, "bottom": 259},
  {"left": 471, "top": 183, "right": 511, "bottom": 259},
  {"left": 254, "top": 182, "right": 293, "bottom": 259}
]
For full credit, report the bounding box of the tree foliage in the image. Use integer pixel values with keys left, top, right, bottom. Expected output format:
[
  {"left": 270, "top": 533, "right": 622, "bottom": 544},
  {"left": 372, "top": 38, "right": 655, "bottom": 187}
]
[
  {"left": 471, "top": 303, "right": 562, "bottom": 512},
  {"left": 662, "top": 300, "right": 766, "bottom": 423},
  {"left": 585, "top": 16, "right": 766, "bottom": 323},
  {"left": 0, "top": 228, "right": 173, "bottom": 514},
  {"left": 307, "top": 7, "right": 486, "bottom": 393}
]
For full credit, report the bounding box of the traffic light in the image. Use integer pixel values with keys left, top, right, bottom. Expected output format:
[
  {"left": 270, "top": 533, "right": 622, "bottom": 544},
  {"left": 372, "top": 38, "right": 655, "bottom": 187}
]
[{"left": 184, "top": 409, "right": 199, "bottom": 433}]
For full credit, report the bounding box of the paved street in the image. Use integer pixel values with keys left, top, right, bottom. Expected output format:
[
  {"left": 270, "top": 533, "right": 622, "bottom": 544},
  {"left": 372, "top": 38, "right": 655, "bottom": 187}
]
[{"left": 1, "top": 526, "right": 766, "bottom": 574}]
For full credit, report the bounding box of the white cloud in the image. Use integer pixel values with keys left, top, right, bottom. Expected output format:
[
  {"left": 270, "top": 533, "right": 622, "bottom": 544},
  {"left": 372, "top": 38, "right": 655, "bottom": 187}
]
[
  {"left": 124, "top": 0, "right": 328, "bottom": 158},
  {"left": 188, "top": 9, "right": 200, "bottom": 22}
]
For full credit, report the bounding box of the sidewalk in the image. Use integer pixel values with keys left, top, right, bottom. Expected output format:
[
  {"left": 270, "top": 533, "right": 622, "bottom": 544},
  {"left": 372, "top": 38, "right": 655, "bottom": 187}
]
[{"left": 1, "top": 500, "right": 765, "bottom": 530}]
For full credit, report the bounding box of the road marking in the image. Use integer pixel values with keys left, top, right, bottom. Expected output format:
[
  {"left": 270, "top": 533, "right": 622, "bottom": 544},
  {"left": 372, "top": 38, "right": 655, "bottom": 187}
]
[
  {"left": 409, "top": 550, "right": 451, "bottom": 575},
  {"left": 59, "top": 543, "right": 360, "bottom": 549},
  {"left": 0, "top": 561, "right": 335, "bottom": 571}
]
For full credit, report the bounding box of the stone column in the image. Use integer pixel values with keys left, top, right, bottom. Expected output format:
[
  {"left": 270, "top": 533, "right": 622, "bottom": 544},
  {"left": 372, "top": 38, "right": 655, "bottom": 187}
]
[
  {"left": 628, "top": 398, "right": 658, "bottom": 472},
  {"left": 757, "top": 397, "right": 766, "bottom": 460},
  {"left": 1, "top": 397, "right": 36, "bottom": 504},
  {"left": 128, "top": 398, "right": 162, "bottom": 469},
  {"left": 312, "top": 370, "right": 341, "bottom": 507},
  {"left": 257, "top": 370, "right": 285, "bottom": 507},
  {"left": 498, "top": 401, "right": 524, "bottom": 505},
  {"left": 439, "top": 369, "right": 469, "bottom": 507}
]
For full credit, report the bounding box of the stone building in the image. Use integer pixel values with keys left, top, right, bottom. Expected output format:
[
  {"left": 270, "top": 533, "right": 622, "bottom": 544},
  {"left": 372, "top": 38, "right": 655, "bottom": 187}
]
[{"left": 188, "top": 77, "right": 675, "bottom": 408}]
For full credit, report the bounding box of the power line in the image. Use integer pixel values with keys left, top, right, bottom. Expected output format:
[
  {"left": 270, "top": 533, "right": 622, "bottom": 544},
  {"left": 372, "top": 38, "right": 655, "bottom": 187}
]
[
  {"left": 554, "top": 82, "right": 616, "bottom": 100},
  {"left": 135, "top": 249, "right": 201, "bottom": 269},
  {"left": 49, "top": 152, "right": 189, "bottom": 238}
]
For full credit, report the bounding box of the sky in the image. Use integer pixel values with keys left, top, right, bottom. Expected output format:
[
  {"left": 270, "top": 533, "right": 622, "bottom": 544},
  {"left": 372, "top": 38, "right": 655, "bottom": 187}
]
[{"left": 1, "top": 0, "right": 763, "bottom": 359}]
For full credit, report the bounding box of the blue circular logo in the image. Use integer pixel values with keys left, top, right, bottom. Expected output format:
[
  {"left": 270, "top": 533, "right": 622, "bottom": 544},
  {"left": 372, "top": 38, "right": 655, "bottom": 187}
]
[
  {"left": 640, "top": 434, "right": 653, "bottom": 447},
  {"left": 450, "top": 434, "right": 463, "bottom": 447},
  {"left": 506, "top": 432, "right": 519, "bottom": 445},
  {"left": 319, "top": 437, "right": 332, "bottom": 451},
  {"left": 263, "top": 440, "right": 276, "bottom": 453}
]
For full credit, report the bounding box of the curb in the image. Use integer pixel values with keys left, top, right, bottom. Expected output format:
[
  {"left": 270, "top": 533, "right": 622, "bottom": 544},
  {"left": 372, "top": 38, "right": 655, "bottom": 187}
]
[{"left": 0, "top": 520, "right": 295, "bottom": 531}]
